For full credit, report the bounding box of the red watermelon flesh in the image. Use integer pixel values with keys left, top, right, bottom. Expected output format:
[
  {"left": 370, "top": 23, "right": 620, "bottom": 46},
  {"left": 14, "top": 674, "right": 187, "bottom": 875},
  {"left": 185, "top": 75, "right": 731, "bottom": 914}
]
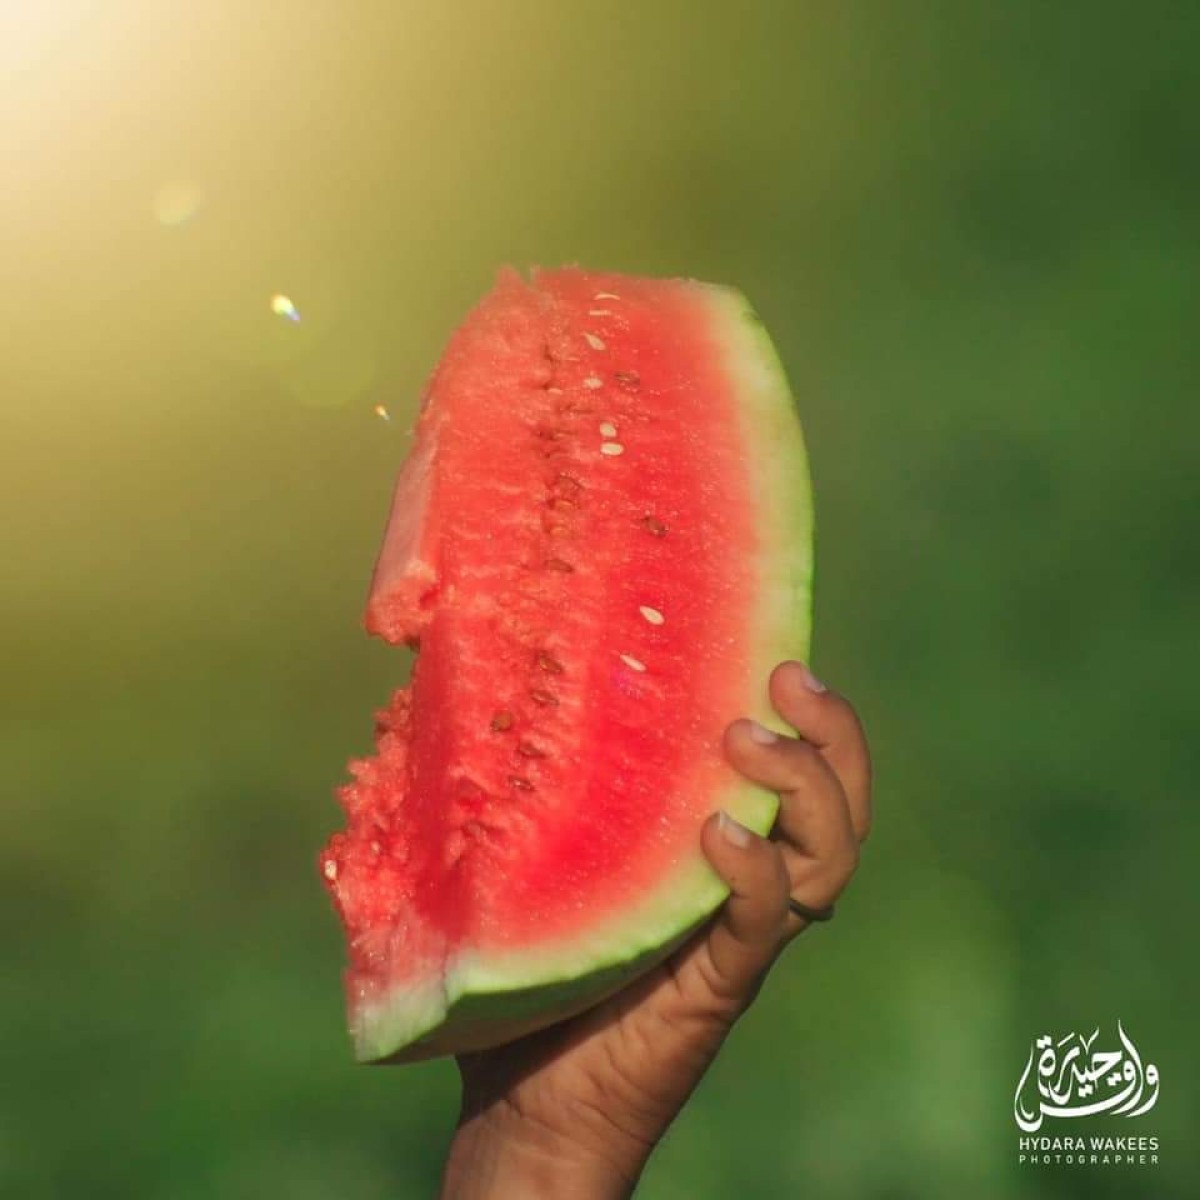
[{"left": 320, "top": 268, "right": 812, "bottom": 1062}]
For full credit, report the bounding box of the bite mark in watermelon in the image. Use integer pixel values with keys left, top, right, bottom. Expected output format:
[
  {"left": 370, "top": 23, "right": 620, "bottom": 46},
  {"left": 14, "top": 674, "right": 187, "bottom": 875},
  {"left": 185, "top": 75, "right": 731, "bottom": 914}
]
[{"left": 320, "top": 268, "right": 812, "bottom": 1062}]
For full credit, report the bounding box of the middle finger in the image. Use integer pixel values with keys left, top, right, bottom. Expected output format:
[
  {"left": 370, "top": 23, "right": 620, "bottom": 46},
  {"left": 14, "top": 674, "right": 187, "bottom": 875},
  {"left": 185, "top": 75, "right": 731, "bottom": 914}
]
[{"left": 723, "top": 720, "right": 860, "bottom": 902}]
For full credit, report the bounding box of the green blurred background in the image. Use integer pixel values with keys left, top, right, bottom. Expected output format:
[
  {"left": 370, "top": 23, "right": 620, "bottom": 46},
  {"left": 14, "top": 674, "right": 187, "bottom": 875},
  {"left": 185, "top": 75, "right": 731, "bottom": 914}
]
[{"left": 3, "top": 2, "right": 1196, "bottom": 1196}]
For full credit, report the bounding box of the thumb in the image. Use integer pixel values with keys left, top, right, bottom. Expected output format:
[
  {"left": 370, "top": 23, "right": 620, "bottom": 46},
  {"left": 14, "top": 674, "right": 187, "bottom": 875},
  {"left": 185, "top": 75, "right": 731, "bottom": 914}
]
[{"left": 698, "top": 810, "right": 791, "bottom": 1003}]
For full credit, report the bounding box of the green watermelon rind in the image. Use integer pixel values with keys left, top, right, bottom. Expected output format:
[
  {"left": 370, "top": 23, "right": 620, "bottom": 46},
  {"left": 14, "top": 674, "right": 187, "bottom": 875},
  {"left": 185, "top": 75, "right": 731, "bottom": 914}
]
[{"left": 354, "top": 284, "right": 814, "bottom": 1063}]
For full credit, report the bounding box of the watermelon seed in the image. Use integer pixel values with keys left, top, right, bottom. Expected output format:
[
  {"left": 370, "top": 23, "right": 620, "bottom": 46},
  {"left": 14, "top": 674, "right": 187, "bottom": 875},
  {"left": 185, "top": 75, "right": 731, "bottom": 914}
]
[
  {"left": 640, "top": 515, "right": 668, "bottom": 536},
  {"left": 490, "top": 711, "right": 515, "bottom": 732},
  {"left": 639, "top": 605, "right": 665, "bottom": 625},
  {"left": 588, "top": 308, "right": 613, "bottom": 316},
  {"left": 536, "top": 651, "right": 565, "bottom": 674},
  {"left": 594, "top": 291, "right": 621, "bottom": 300},
  {"left": 323, "top": 859, "right": 338, "bottom": 881},
  {"left": 583, "top": 333, "right": 606, "bottom": 351},
  {"left": 547, "top": 387, "right": 563, "bottom": 395},
  {"left": 554, "top": 473, "right": 584, "bottom": 494},
  {"left": 600, "top": 441, "right": 625, "bottom": 456},
  {"left": 599, "top": 421, "right": 618, "bottom": 437},
  {"left": 548, "top": 523, "right": 571, "bottom": 537},
  {"left": 370, "top": 840, "right": 382, "bottom": 856},
  {"left": 508, "top": 775, "right": 535, "bottom": 792},
  {"left": 529, "top": 688, "right": 559, "bottom": 707},
  {"left": 619, "top": 653, "right": 647, "bottom": 673},
  {"left": 549, "top": 497, "right": 577, "bottom": 511},
  {"left": 614, "top": 370, "right": 640, "bottom": 390},
  {"left": 545, "top": 557, "right": 574, "bottom": 573},
  {"left": 583, "top": 375, "right": 603, "bottom": 390},
  {"left": 517, "top": 740, "right": 546, "bottom": 758}
]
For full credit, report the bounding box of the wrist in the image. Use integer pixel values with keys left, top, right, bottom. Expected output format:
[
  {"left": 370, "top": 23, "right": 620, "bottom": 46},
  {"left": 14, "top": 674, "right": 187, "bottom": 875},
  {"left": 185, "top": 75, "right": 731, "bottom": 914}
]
[{"left": 441, "top": 1101, "right": 647, "bottom": 1200}]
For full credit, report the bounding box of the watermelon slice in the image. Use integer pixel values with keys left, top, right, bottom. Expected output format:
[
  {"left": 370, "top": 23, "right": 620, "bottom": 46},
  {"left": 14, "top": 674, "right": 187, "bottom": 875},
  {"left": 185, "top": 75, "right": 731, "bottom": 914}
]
[{"left": 320, "top": 268, "right": 812, "bottom": 1063}]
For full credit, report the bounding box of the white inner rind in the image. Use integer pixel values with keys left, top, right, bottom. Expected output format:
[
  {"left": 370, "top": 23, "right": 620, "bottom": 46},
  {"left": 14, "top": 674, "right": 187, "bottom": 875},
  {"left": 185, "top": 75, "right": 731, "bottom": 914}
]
[{"left": 354, "top": 285, "right": 813, "bottom": 1062}]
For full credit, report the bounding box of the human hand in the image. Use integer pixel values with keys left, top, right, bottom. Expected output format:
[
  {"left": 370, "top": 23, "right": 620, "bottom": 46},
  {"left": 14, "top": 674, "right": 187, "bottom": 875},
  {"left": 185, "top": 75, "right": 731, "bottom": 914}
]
[{"left": 440, "top": 660, "right": 872, "bottom": 1199}]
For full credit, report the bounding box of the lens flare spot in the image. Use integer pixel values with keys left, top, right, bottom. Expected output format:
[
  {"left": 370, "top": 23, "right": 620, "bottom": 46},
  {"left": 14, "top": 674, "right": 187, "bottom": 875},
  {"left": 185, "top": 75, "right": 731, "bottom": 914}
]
[
  {"left": 373, "top": 404, "right": 391, "bottom": 422},
  {"left": 153, "top": 181, "right": 202, "bottom": 226},
  {"left": 270, "top": 294, "right": 300, "bottom": 322}
]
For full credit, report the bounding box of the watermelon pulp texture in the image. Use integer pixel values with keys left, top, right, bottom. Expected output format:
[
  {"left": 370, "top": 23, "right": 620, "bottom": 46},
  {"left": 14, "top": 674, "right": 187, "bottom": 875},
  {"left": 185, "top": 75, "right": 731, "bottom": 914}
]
[{"left": 320, "top": 268, "right": 812, "bottom": 1062}]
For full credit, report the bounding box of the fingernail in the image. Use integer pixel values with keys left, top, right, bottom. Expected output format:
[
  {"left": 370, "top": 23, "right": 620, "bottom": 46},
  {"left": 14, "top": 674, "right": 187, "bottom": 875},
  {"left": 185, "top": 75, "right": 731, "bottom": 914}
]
[
  {"left": 717, "top": 809, "right": 753, "bottom": 848},
  {"left": 746, "top": 719, "right": 778, "bottom": 745},
  {"left": 796, "top": 662, "right": 827, "bottom": 693}
]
